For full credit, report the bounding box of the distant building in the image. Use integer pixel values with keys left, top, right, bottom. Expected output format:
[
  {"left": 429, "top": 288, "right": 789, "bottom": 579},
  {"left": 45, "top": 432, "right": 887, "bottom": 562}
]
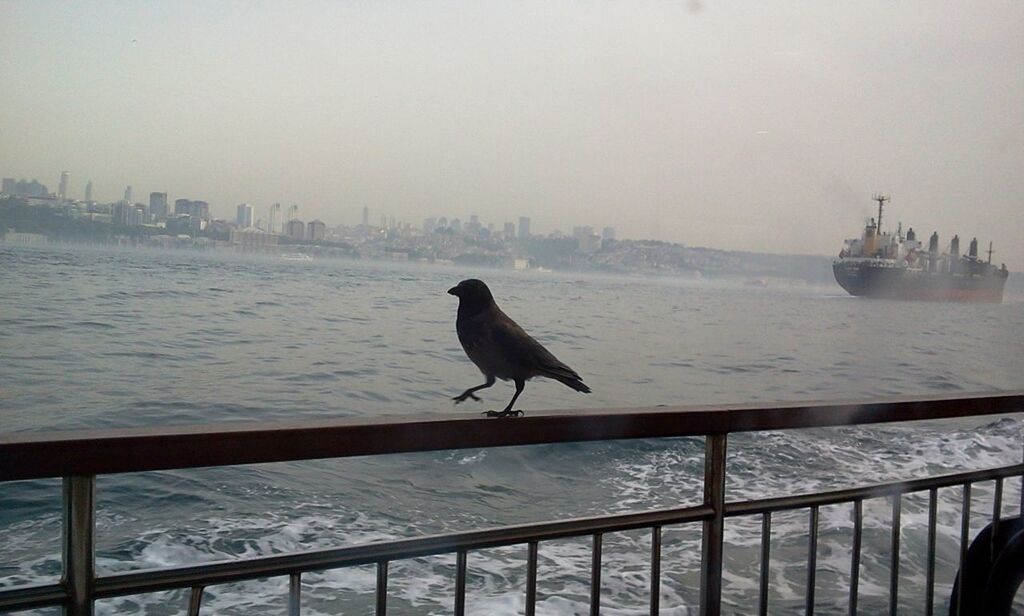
[
  {"left": 124, "top": 185, "right": 132, "bottom": 203},
  {"left": 230, "top": 228, "right": 279, "bottom": 251},
  {"left": 307, "top": 219, "right": 326, "bottom": 242},
  {"left": 269, "top": 203, "right": 281, "bottom": 234},
  {"left": 1, "top": 231, "right": 48, "bottom": 245},
  {"left": 578, "top": 233, "right": 602, "bottom": 253},
  {"left": 165, "top": 215, "right": 193, "bottom": 235},
  {"left": 191, "top": 200, "right": 210, "bottom": 220},
  {"left": 423, "top": 217, "right": 437, "bottom": 234},
  {"left": 236, "top": 203, "right": 254, "bottom": 228},
  {"left": 127, "top": 204, "right": 147, "bottom": 227},
  {"left": 58, "top": 171, "right": 69, "bottom": 200},
  {"left": 362, "top": 205, "right": 369, "bottom": 227},
  {"left": 286, "top": 219, "right": 305, "bottom": 240},
  {"left": 503, "top": 222, "right": 515, "bottom": 240},
  {"left": 173, "top": 199, "right": 210, "bottom": 220},
  {"left": 518, "top": 216, "right": 531, "bottom": 239},
  {"left": 150, "top": 192, "right": 169, "bottom": 219},
  {"left": 602, "top": 226, "right": 615, "bottom": 241},
  {"left": 84, "top": 180, "right": 93, "bottom": 202},
  {"left": 572, "top": 226, "right": 594, "bottom": 239},
  {"left": 5, "top": 179, "right": 49, "bottom": 197},
  {"left": 112, "top": 201, "right": 131, "bottom": 225},
  {"left": 450, "top": 218, "right": 462, "bottom": 233}
]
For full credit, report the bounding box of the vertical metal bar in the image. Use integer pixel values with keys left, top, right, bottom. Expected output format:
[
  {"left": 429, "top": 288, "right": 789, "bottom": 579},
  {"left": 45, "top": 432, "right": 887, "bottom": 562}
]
[
  {"left": 956, "top": 483, "right": 971, "bottom": 616},
  {"left": 288, "top": 573, "right": 301, "bottom": 616},
  {"left": 806, "top": 505, "right": 818, "bottom": 616},
  {"left": 455, "top": 550, "right": 467, "bottom": 616},
  {"left": 889, "top": 493, "right": 901, "bottom": 616},
  {"left": 187, "top": 586, "right": 204, "bottom": 616},
  {"left": 700, "top": 433, "right": 727, "bottom": 616},
  {"left": 992, "top": 478, "right": 1003, "bottom": 557},
  {"left": 650, "top": 526, "right": 661, "bottom": 616},
  {"left": 590, "top": 533, "right": 603, "bottom": 616},
  {"left": 925, "top": 488, "right": 937, "bottom": 616},
  {"left": 758, "top": 513, "right": 771, "bottom": 616},
  {"left": 526, "top": 542, "right": 538, "bottom": 616},
  {"left": 849, "top": 499, "right": 862, "bottom": 616},
  {"left": 62, "top": 476, "right": 95, "bottom": 616},
  {"left": 376, "top": 561, "right": 388, "bottom": 616}
]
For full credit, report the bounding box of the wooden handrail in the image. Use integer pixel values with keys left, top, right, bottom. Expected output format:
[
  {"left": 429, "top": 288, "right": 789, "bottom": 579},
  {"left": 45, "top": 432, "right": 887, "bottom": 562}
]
[{"left": 1, "top": 390, "right": 1021, "bottom": 481}]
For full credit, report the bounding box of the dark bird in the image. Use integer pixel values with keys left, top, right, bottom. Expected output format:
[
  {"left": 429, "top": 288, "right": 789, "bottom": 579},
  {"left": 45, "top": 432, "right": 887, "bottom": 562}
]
[{"left": 448, "top": 279, "right": 590, "bottom": 417}]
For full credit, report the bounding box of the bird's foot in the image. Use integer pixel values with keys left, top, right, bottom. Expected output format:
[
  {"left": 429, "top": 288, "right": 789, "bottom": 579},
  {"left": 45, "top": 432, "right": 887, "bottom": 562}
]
[
  {"left": 453, "top": 392, "right": 482, "bottom": 405},
  {"left": 483, "top": 409, "right": 524, "bottom": 418}
]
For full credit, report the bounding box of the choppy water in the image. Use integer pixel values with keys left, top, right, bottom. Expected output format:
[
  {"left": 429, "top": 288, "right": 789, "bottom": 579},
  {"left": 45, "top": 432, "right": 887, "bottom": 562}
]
[{"left": 1, "top": 244, "right": 1022, "bottom": 615}]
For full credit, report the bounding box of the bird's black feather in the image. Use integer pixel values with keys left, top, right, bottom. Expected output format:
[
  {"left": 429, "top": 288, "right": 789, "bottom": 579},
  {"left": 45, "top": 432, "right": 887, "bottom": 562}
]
[{"left": 448, "top": 279, "right": 590, "bottom": 415}]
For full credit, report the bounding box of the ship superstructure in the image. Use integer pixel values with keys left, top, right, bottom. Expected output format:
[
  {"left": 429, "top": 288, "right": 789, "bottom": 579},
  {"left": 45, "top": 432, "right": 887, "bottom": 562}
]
[{"left": 833, "top": 195, "right": 1008, "bottom": 302}]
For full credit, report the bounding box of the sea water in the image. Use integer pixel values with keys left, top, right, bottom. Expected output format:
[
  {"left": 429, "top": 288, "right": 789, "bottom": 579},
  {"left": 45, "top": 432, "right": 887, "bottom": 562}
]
[{"left": 1, "top": 244, "right": 1022, "bottom": 615}]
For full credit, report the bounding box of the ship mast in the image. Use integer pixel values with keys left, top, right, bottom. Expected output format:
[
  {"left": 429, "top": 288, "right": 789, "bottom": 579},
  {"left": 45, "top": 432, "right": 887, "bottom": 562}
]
[
  {"left": 987, "top": 241, "right": 994, "bottom": 264},
  {"left": 872, "top": 193, "right": 890, "bottom": 234}
]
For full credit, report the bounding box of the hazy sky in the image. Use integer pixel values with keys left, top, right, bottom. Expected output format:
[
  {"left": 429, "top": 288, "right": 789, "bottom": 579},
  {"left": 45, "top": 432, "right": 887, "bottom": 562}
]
[{"left": 2, "top": 2, "right": 1022, "bottom": 267}]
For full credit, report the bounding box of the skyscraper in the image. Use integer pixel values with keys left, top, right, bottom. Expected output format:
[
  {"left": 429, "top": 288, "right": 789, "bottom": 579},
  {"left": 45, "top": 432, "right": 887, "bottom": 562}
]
[
  {"left": 307, "top": 219, "right": 326, "bottom": 241},
  {"left": 124, "top": 185, "right": 133, "bottom": 203},
  {"left": 2, "top": 178, "right": 15, "bottom": 194},
  {"left": 58, "top": 171, "right": 69, "bottom": 200},
  {"left": 503, "top": 222, "right": 515, "bottom": 240},
  {"left": 518, "top": 216, "right": 531, "bottom": 239},
  {"left": 362, "top": 206, "right": 369, "bottom": 227},
  {"left": 285, "top": 219, "right": 305, "bottom": 240},
  {"left": 269, "top": 203, "right": 281, "bottom": 234},
  {"left": 191, "top": 201, "right": 210, "bottom": 220},
  {"left": 236, "top": 203, "right": 254, "bottom": 228},
  {"left": 150, "top": 192, "right": 168, "bottom": 219},
  {"left": 84, "top": 180, "right": 93, "bottom": 202},
  {"left": 602, "top": 226, "right": 616, "bottom": 241}
]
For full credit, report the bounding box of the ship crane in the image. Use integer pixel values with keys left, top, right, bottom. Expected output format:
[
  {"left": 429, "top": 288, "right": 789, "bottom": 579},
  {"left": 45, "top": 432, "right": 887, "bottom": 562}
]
[{"left": 872, "top": 193, "right": 890, "bottom": 233}]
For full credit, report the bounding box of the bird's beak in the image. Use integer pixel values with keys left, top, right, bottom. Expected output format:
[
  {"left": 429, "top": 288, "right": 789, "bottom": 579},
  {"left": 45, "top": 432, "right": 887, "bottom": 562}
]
[{"left": 447, "top": 286, "right": 459, "bottom": 296}]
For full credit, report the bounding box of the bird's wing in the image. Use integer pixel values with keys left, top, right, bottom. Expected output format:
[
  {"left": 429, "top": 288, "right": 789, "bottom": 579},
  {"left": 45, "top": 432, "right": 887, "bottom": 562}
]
[{"left": 490, "top": 314, "right": 582, "bottom": 381}]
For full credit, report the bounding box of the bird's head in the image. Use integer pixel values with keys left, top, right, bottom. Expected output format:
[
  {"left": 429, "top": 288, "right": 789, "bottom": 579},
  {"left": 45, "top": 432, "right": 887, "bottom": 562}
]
[{"left": 448, "top": 279, "right": 495, "bottom": 314}]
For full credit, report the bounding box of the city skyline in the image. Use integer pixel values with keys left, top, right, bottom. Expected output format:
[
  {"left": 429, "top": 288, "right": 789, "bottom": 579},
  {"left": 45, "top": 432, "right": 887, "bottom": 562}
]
[
  {"left": 2, "top": 167, "right": 616, "bottom": 244},
  {"left": 1, "top": 3, "right": 1021, "bottom": 268}
]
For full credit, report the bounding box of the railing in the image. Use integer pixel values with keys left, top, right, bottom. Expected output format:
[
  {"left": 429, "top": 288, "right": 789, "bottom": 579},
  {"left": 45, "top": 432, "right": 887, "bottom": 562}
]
[{"left": 1, "top": 391, "right": 1022, "bottom": 615}]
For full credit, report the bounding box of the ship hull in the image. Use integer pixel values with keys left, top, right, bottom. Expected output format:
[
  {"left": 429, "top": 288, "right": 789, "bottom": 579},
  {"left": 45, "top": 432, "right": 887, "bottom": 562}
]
[{"left": 833, "top": 260, "right": 1007, "bottom": 302}]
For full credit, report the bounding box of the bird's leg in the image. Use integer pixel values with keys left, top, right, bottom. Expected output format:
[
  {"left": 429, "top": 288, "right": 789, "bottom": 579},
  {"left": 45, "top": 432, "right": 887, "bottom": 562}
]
[
  {"left": 453, "top": 375, "right": 495, "bottom": 404},
  {"left": 484, "top": 379, "right": 525, "bottom": 418}
]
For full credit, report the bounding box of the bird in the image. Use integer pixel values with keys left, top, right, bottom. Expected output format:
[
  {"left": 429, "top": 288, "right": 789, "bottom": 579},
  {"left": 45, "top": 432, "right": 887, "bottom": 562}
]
[{"left": 448, "top": 279, "right": 590, "bottom": 417}]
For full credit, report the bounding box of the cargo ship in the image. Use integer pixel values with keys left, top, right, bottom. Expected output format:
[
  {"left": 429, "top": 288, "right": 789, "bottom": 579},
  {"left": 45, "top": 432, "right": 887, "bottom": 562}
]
[{"left": 833, "top": 195, "right": 1009, "bottom": 302}]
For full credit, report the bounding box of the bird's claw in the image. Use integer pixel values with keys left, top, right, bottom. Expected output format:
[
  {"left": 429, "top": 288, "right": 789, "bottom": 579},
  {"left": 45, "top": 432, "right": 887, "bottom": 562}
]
[
  {"left": 483, "top": 409, "right": 524, "bottom": 418},
  {"left": 452, "top": 392, "right": 482, "bottom": 405}
]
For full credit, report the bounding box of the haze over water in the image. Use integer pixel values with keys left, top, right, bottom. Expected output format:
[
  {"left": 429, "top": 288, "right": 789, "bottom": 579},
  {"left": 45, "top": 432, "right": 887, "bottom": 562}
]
[{"left": 1, "top": 244, "right": 1022, "bottom": 614}]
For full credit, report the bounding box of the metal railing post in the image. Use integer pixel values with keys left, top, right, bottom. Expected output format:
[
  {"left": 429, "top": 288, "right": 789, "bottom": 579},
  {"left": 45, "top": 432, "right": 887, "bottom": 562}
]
[
  {"left": 62, "top": 476, "right": 95, "bottom": 616},
  {"left": 288, "top": 573, "right": 301, "bottom": 616},
  {"left": 700, "top": 434, "right": 727, "bottom": 616},
  {"left": 187, "top": 586, "right": 204, "bottom": 616}
]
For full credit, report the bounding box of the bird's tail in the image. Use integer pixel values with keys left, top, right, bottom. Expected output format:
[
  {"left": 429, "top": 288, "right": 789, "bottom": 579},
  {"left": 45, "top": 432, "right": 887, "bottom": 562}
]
[{"left": 539, "top": 365, "right": 592, "bottom": 393}]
